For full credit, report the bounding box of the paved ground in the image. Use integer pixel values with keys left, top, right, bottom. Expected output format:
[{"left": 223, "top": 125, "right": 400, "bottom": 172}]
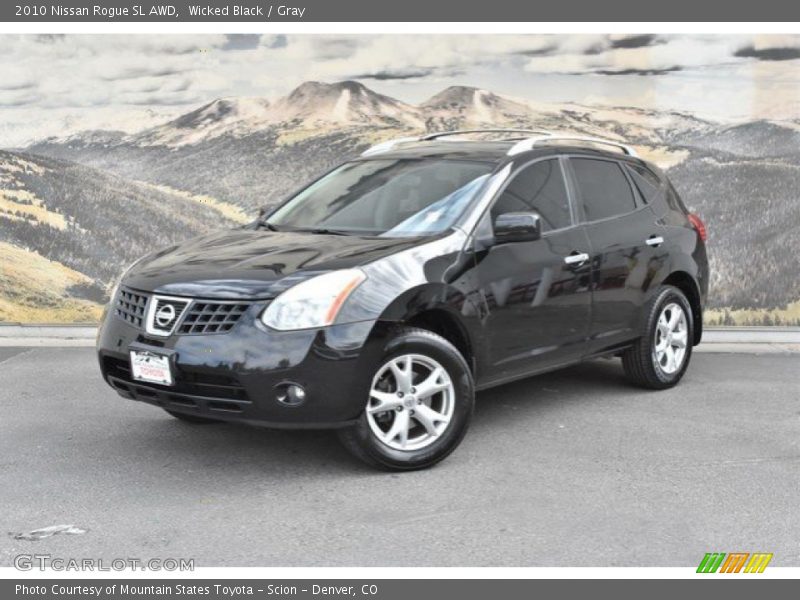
[{"left": 0, "top": 348, "right": 798, "bottom": 567}]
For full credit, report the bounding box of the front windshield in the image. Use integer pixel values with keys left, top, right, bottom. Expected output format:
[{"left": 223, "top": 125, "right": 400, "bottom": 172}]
[{"left": 266, "top": 158, "right": 494, "bottom": 237}]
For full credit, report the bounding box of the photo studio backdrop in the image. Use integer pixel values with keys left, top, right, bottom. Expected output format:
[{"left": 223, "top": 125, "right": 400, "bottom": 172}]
[{"left": 0, "top": 34, "right": 798, "bottom": 325}]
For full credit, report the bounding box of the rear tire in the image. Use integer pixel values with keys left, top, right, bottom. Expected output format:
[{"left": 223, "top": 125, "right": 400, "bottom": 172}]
[
  {"left": 337, "top": 327, "right": 474, "bottom": 471},
  {"left": 622, "top": 285, "right": 694, "bottom": 389},
  {"left": 164, "top": 409, "right": 220, "bottom": 424}
]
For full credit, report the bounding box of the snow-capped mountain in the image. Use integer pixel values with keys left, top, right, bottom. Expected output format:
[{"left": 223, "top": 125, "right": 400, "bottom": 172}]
[
  {"left": 135, "top": 97, "right": 273, "bottom": 147},
  {"left": 27, "top": 80, "right": 727, "bottom": 154},
  {"left": 420, "top": 86, "right": 536, "bottom": 128},
  {"left": 130, "top": 81, "right": 424, "bottom": 147},
  {"left": 267, "top": 80, "right": 423, "bottom": 129}
]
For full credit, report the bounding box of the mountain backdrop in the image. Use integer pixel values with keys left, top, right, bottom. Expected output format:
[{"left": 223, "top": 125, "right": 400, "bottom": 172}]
[{"left": 3, "top": 80, "right": 799, "bottom": 324}]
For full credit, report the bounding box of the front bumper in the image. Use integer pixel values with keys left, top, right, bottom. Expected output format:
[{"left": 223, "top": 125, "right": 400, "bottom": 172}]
[{"left": 97, "top": 306, "right": 385, "bottom": 428}]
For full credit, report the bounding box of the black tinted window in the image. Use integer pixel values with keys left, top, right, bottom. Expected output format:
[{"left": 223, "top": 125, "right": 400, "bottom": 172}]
[
  {"left": 625, "top": 164, "right": 662, "bottom": 204},
  {"left": 571, "top": 158, "right": 636, "bottom": 221},
  {"left": 491, "top": 160, "right": 571, "bottom": 231}
]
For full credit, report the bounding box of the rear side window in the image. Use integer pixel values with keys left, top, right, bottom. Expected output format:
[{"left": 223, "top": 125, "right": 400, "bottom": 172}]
[
  {"left": 570, "top": 158, "right": 636, "bottom": 221},
  {"left": 625, "top": 163, "right": 662, "bottom": 204},
  {"left": 491, "top": 159, "right": 571, "bottom": 231}
]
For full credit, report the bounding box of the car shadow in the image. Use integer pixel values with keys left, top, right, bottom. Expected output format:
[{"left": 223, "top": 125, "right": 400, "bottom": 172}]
[
  {"left": 473, "top": 357, "right": 637, "bottom": 428},
  {"left": 114, "top": 358, "right": 637, "bottom": 476}
]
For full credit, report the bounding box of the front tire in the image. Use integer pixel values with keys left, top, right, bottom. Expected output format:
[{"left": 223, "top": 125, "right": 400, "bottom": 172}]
[
  {"left": 338, "top": 327, "right": 474, "bottom": 471},
  {"left": 622, "top": 285, "right": 694, "bottom": 389}
]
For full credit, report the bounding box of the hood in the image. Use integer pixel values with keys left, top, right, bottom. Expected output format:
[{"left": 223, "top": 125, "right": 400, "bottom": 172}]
[{"left": 122, "top": 228, "right": 421, "bottom": 299}]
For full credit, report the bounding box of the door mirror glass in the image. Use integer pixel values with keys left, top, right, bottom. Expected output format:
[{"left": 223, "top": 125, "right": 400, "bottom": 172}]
[{"left": 493, "top": 211, "right": 542, "bottom": 244}]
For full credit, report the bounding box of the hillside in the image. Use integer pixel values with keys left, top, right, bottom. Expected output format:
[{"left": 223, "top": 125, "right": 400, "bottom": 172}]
[
  {"left": 0, "top": 242, "right": 103, "bottom": 323},
  {"left": 682, "top": 121, "right": 800, "bottom": 158},
  {"left": 0, "top": 150, "right": 243, "bottom": 320},
  {"left": 668, "top": 149, "right": 800, "bottom": 309}
]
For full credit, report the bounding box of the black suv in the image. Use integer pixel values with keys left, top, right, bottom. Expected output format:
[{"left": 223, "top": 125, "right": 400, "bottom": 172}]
[{"left": 97, "top": 130, "right": 708, "bottom": 470}]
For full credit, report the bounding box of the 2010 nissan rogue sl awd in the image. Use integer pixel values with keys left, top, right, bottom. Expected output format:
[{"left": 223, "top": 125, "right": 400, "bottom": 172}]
[{"left": 97, "top": 130, "right": 709, "bottom": 470}]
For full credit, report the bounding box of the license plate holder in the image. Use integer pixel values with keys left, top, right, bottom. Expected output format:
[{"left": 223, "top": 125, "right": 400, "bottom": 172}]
[{"left": 130, "top": 349, "right": 174, "bottom": 386}]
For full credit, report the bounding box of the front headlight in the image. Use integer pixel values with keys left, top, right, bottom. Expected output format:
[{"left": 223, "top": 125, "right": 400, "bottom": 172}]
[{"left": 260, "top": 269, "right": 367, "bottom": 331}]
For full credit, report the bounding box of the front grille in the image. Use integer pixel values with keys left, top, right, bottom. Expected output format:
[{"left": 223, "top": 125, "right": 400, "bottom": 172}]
[
  {"left": 115, "top": 288, "right": 148, "bottom": 328},
  {"left": 177, "top": 301, "right": 250, "bottom": 335},
  {"left": 113, "top": 288, "right": 250, "bottom": 336},
  {"left": 103, "top": 356, "right": 250, "bottom": 402}
]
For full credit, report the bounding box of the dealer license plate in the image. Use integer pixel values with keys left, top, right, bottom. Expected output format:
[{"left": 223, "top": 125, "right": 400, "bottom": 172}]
[{"left": 130, "top": 350, "right": 173, "bottom": 386}]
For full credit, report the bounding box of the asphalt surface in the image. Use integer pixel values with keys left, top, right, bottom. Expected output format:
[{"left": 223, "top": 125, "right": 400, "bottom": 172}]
[{"left": 1, "top": 347, "right": 798, "bottom": 567}]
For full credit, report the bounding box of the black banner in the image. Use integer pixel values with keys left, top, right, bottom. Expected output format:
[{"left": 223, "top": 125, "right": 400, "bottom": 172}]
[
  {"left": 2, "top": 0, "right": 799, "bottom": 22},
  {"left": 4, "top": 580, "right": 800, "bottom": 600}
]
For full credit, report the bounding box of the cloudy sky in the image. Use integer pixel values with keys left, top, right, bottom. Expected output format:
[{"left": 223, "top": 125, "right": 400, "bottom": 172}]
[{"left": 1, "top": 33, "right": 799, "bottom": 146}]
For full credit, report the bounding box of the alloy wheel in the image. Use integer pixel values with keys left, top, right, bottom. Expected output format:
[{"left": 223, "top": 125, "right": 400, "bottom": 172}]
[
  {"left": 653, "top": 302, "right": 688, "bottom": 374},
  {"left": 366, "top": 354, "right": 455, "bottom": 451}
]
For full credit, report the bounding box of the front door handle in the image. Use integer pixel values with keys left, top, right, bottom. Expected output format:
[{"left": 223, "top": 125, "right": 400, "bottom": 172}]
[
  {"left": 564, "top": 252, "right": 590, "bottom": 266},
  {"left": 646, "top": 235, "right": 664, "bottom": 247}
]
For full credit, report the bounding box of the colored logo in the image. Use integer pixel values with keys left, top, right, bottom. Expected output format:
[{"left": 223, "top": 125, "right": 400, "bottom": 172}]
[{"left": 697, "top": 552, "right": 773, "bottom": 573}]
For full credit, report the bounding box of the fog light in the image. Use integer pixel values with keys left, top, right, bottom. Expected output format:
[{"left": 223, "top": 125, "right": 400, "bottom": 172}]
[{"left": 276, "top": 383, "right": 307, "bottom": 407}]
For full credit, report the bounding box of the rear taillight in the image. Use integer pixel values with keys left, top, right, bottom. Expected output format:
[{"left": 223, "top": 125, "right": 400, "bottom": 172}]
[{"left": 688, "top": 213, "right": 707, "bottom": 242}]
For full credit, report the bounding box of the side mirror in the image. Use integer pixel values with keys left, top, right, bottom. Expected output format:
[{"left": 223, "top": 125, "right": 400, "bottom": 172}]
[
  {"left": 258, "top": 204, "right": 276, "bottom": 219},
  {"left": 493, "top": 211, "right": 542, "bottom": 244}
]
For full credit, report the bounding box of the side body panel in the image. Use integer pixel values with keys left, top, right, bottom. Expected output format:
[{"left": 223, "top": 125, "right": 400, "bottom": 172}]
[
  {"left": 469, "top": 225, "right": 593, "bottom": 384},
  {"left": 581, "top": 206, "right": 668, "bottom": 352}
]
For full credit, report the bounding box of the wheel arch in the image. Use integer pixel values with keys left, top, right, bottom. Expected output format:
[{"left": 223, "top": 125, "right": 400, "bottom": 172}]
[
  {"left": 367, "top": 283, "right": 479, "bottom": 375},
  {"left": 403, "top": 308, "right": 475, "bottom": 375},
  {"left": 662, "top": 270, "right": 703, "bottom": 345}
]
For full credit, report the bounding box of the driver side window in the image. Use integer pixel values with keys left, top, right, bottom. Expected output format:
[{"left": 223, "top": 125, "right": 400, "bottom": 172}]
[{"left": 491, "top": 159, "right": 572, "bottom": 232}]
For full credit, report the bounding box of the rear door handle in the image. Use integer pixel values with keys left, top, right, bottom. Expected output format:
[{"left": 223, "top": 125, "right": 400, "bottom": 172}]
[
  {"left": 646, "top": 235, "right": 664, "bottom": 247},
  {"left": 564, "top": 252, "right": 590, "bottom": 266}
]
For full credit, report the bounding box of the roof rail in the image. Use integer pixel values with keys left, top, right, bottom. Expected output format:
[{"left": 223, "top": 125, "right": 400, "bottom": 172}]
[
  {"left": 420, "top": 129, "right": 554, "bottom": 141},
  {"left": 360, "top": 130, "right": 638, "bottom": 159},
  {"left": 508, "top": 134, "right": 638, "bottom": 157},
  {"left": 360, "top": 129, "right": 555, "bottom": 157}
]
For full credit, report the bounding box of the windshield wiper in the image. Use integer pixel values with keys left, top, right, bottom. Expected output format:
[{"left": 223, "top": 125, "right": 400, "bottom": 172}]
[
  {"left": 260, "top": 223, "right": 354, "bottom": 236},
  {"left": 303, "top": 228, "right": 352, "bottom": 236}
]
